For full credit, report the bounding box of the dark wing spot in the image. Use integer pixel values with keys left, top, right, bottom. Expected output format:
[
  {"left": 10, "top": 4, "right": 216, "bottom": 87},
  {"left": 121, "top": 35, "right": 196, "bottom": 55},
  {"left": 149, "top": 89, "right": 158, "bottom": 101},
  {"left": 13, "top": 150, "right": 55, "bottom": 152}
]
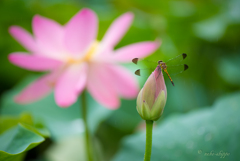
[
  {"left": 132, "top": 58, "right": 139, "bottom": 64},
  {"left": 135, "top": 69, "right": 141, "bottom": 76},
  {"left": 182, "top": 53, "right": 187, "bottom": 59},
  {"left": 184, "top": 64, "right": 189, "bottom": 71}
]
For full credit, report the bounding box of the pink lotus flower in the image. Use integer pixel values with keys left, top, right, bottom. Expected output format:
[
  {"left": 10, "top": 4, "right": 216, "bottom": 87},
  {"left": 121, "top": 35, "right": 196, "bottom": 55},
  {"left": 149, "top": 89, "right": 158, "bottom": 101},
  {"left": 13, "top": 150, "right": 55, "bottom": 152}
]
[{"left": 9, "top": 8, "right": 160, "bottom": 109}]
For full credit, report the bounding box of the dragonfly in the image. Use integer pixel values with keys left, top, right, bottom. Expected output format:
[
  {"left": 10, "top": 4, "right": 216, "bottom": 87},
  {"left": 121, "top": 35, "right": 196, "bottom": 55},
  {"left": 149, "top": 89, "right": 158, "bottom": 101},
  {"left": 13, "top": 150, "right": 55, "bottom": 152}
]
[{"left": 132, "top": 53, "right": 189, "bottom": 86}]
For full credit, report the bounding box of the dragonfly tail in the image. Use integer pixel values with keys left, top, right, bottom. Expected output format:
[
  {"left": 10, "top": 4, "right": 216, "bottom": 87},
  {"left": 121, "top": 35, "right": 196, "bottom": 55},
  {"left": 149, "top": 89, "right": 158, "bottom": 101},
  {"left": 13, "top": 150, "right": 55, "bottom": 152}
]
[{"left": 164, "top": 69, "right": 174, "bottom": 86}]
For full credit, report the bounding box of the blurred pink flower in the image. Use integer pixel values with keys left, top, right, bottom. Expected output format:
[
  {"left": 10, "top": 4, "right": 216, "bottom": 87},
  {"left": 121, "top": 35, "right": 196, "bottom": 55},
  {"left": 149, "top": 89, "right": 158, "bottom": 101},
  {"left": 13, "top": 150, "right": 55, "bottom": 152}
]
[{"left": 9, "top": 8, "right": 160, "bottom": 109}]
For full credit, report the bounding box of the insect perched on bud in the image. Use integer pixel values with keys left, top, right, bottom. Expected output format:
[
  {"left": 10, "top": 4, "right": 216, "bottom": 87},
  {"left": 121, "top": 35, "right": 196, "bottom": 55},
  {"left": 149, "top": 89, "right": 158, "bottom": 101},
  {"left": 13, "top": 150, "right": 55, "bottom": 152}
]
[
  {"left": 133, "top": 53, "right": 188, "bottom": 87},
  {"left": 136, "top": 65, "right": 167, "bottom": 121}
]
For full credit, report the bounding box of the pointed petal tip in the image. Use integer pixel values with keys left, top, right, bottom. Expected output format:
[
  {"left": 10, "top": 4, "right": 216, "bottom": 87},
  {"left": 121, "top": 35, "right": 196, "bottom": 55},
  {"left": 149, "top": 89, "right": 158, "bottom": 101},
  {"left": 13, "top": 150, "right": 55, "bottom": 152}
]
[
  {"left": 154, "top": 38, "right": 162, "bottom": 47},
  {"left": 118, "top": 12, "right": 134, "bottom": 26},
  {"left": 8, "top": 54, "right": 14, "bottom": 61},
  {"left": 14, "top": 95, "right": 26, "bottom": 104},
  {"left": 8, "top": 55, "right": 18, "bottom": 65},
  {"left": 100, "top": 11, "right": 134, "bottom": 50},
  {"left": 74, "top": 8, "right": 97, "bottom": 19},
  {"left": 56, "top": 95, "right": 77, "bottom": 108},
  {"left": 8, "top": 53, "right": 19, "bottom": 60},
  {"left": 123, "top": 12, "right": 134, "bottom": 19},
  {"left": 33, "top": 14, "right": 42, "bottom": 19},
  {"left": 147, "top": 39, "right": 161, "bottom": 52},
  {"left": 8, "top": 26, "right": 37, "bottom": 52},
  {"left": 14, "top": 94, "right": 36, "bottom": 104},
  {"left": 57, "top": 102, "right": 72, "bottom": 108},
  {"left": 105, "top": 102, "right": 120, "bottom": 110},
  {"left": 8, "top": 53, "right": 20, "bottom": 64},
  {"left": 123, "top": 90, "right": 139, "bottom": 99},
  {"left": 33, "top": 14, "right": 42, "bottom": 22},
  {"left": 8, "top": 26, "right": 28, "bottom": 38},
  {"left": 65, "top": 8, "right": 98, "bottom": 54},
  {"left": 32, "top": 14, "right": 49, "bottom": 26},
  {"left": 32, "top": 15, "right": 44, "bottom": 28},
  {"left": 9, "top": 26, "right": 18, "bottom": 34},
  {"left": 81, "top": 8, "right": 95, "bottom": 14},
  {"left": 55, "top": 96, "right": 76, "bottom": 109}
]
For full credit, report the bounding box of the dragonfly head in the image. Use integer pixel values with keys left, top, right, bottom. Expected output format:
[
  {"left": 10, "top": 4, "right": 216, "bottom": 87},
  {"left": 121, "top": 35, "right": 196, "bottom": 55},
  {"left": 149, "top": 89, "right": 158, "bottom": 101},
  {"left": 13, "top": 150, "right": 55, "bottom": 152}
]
[
  {"left": 158, "top": 60, "right": 163, "bottom": 65},
  {"left": 158, "top": 60, "right": 167, "bottom": 70}
]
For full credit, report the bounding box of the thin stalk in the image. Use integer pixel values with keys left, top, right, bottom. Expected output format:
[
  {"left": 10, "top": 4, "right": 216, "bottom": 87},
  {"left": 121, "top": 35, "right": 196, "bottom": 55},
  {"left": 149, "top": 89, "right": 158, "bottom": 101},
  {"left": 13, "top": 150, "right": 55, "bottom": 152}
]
[
  {"left": 81, "top": 90, "right": 93, "bottom": 161},
  {"left": 144, "top": 120, "right": 153, "bottom": 161}
]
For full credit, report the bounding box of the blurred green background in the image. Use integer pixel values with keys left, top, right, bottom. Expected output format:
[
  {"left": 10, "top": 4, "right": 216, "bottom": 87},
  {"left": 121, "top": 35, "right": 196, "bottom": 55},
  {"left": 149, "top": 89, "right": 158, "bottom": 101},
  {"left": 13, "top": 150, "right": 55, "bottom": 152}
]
[{"left": 0, "top": 0, "right": 240, "bottom": 161}]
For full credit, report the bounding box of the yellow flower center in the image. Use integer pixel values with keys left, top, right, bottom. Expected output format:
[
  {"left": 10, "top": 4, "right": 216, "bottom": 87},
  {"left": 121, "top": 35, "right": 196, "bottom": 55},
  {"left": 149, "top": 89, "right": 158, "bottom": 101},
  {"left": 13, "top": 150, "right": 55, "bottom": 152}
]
[{"left": 67, "top": 40, "right": 99, "bottom": 64}]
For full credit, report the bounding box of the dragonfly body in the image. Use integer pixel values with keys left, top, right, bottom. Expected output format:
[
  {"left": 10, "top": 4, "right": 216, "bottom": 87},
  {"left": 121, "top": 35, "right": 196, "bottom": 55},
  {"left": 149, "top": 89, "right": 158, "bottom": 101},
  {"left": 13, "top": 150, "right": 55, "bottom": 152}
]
[
  {"left": 132, "top": 53, "right": 188, "bottom": 86},
  {"left": 158, "top": 60, "right": 174, "bottom": 86}
]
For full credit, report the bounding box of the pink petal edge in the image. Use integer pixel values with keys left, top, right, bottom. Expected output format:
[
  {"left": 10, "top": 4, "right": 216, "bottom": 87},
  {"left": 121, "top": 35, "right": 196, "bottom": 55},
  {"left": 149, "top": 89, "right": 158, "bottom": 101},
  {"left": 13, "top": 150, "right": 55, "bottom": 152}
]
[
  {"left": 9, "top": 52, "right": 63, "bottom": 71},
  {"left": 32, "top": 15, "right": 65, "bottom": 58},
  {"left": 101, "top": 12, "right": 134, "bottom": 53},
  {"left": 64, "top": 8, "right": 98, "bottom": 55},
  {"left": 15, "top": 72, "right": 58, "bottom": 104},
  {"left": 106, "top": 64, "right": 139, "bottom": 98},
  {"left": 9, "top": 26, "right": 37, "bottom": 53},
  {"left": 87, "top": 63, "right": 120, "bottom": 109},
  {"left": 55, "top": 63, "right": 87, "bottom": 108},
  {"left": 112, "top": 40, "right": 161, "bottom": 62}
]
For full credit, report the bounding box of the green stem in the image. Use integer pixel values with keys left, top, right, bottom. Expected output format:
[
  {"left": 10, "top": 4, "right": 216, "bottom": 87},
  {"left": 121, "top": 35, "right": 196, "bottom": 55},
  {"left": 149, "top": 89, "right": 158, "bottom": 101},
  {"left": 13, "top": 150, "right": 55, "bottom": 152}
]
[
  {"left": 144, "top": 120, "right": 153, "bottom": 161},
  {"left": 81, "top": 90, "right": 93, "bottom": 161}
]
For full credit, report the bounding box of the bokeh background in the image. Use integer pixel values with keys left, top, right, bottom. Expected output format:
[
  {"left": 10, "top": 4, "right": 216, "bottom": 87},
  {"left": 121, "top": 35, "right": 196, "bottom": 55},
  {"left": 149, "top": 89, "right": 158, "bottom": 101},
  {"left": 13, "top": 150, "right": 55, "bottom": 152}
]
[{"left": 0, "top": 0, "right": 240, "bottom": 161}]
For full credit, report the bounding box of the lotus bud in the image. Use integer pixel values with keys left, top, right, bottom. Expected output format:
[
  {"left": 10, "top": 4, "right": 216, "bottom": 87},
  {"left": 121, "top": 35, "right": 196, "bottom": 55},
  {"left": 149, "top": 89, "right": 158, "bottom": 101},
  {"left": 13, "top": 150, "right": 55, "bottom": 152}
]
[{"left": 136, "top": 66, "right": 167, "bottom": 121}]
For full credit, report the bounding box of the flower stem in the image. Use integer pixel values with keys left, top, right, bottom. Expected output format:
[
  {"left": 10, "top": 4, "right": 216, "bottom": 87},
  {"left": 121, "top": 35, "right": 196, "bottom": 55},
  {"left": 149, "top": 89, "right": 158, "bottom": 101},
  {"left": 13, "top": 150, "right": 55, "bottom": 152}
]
[
  {"left": 144, "top": 120, "right": 153, "bottom": 161},
  {"left": 81, "top": 90, "right": 93, "bottom": 161}
]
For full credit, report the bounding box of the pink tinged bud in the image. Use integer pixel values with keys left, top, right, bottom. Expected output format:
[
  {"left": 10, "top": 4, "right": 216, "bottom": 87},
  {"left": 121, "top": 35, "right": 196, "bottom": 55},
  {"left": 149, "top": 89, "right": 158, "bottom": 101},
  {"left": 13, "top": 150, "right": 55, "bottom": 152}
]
[{"left": 136, "top": 66, "right": 167, "bottom": 121}]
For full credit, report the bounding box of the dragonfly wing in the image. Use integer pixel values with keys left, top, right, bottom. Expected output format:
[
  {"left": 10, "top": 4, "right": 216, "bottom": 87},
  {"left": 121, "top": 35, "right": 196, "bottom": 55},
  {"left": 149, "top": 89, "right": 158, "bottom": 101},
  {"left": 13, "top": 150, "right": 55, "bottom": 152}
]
[
  {"left": 132, "top": 57, "right": 158, "bottom": 78},
  {"left": 132, "top": 58, "right": 139, "bottom": 65},
  {"left": 134, "top": 68, "right": 156, "bottom": 78},
  {"left": 166, "top": 64, "right": 188, "bottom": 75},
  {"left": 132, "top": 58, "right": 157, "bottom": 67},
  {"left": 135, "top": 69, "right": 141, "bottom": 76},
  {"left": 165, "top": 53, "right": 187, "bottom": 66}
]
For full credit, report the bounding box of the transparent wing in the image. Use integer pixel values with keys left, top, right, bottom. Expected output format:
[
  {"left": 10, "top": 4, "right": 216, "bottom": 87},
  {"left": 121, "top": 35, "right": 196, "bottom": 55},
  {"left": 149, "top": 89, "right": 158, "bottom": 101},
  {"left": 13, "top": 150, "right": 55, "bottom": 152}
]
[
  {"left": 166, "top": 64, "right": 188, "bottom": 75},
  {"left": 132, "top": 58, "right": 157, "bottom": 68},
  {"left": 134, "top": 68, "right": 156, "bottom": 78},
  {"left": 165, "top": 53, "right": 187, "bottom": 66},
  {"left": 132, "top": 57, "right": 157, "bottom": 78}
]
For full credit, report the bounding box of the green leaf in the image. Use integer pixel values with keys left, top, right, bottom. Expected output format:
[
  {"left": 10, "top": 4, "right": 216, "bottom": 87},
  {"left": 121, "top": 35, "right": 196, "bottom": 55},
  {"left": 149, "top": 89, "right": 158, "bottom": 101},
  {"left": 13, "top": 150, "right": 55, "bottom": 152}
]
[
  {"left": 113, "top": 92, "right": 240, "bottom": 161},
  {"left": 0, "top": 113, "right": 33, "bottom": 135},
  {"left": 0, "top": 123, "right": 45, "bottom": 161}
]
